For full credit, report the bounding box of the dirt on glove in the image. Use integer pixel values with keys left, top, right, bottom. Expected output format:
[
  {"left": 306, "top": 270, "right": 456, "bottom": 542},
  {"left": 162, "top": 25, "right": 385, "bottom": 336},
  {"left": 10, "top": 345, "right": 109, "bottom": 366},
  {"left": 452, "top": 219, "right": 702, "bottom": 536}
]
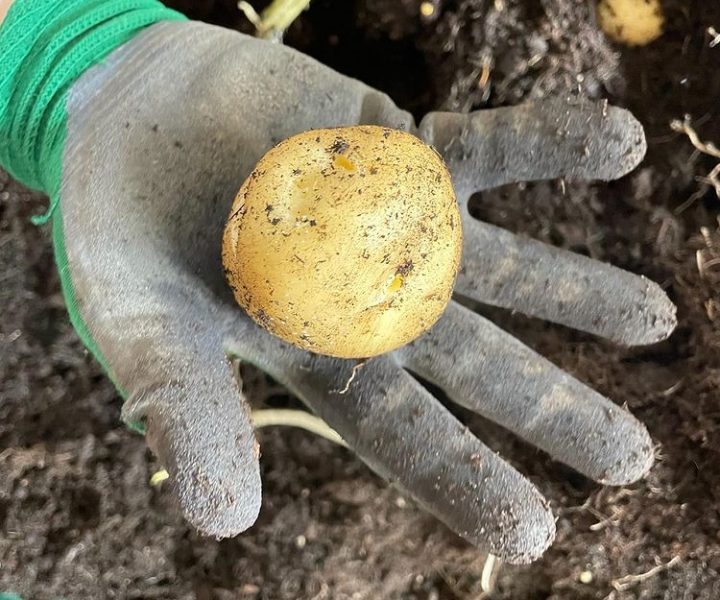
[{"left": 2, "top": 0, "right": 720, "bottom": 598}]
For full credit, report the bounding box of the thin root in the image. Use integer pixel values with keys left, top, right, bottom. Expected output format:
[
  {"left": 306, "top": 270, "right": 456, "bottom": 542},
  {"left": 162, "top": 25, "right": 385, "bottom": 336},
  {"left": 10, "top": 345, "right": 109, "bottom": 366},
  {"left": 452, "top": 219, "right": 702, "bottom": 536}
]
[
  {"left": 237, "top": 1, "right": 262, "bottom": 28},
  {"left": 331, "top": 360, "right": 367, "bottom": 395},
  {"left": 480, "top": 554, "right": 499, "bottom": 595},
  {"left": 147, "top": 409, "right": 346, "bottom": 486},
  {"left": 477, "top": 55, "right": 493, "bottom": 102},
  {"left": 696, "top": 223, "right": 720, "bottom": 278},
  {"left": 671, "top": 116, "right": 720, "bottom": 201},
  {"left": 252, "top": 409, "right": 347, "bottom": 447},
  {"left": 708, "top": 26, "right": 720, "bottom": 47},
  {"left": 611, "top": 556, "right": 681, "bottom": 591},
  {"left": 671, "top": 117, "right": 720, "bottom": 158},
  {"left": 698, "top": 163, "right": 720, "bottom": 198}
]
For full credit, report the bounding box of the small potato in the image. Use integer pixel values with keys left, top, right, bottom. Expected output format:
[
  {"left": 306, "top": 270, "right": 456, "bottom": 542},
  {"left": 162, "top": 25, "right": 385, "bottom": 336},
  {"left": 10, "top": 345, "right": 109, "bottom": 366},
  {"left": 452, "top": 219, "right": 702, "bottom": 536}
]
[
  {"left": 222, "top": 126, "right": 462, "bottom": 358},
  {"left": 598, "top": 0, "right": 664, "bottom": 47}
]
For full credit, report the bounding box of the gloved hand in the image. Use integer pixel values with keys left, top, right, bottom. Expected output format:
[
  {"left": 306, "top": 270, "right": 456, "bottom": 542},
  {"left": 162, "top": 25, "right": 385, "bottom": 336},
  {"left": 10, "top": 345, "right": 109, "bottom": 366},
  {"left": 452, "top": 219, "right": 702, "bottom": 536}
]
[{"left": 0, "top": 0, "right": 676, "bottom": 564}]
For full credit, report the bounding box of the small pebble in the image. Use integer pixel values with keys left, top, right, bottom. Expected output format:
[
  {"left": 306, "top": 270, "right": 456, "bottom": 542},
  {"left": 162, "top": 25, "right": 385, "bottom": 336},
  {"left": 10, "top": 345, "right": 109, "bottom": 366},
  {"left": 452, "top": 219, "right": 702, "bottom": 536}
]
[{"left": 579, "top": 570, "right": 593, "bottom": 584}]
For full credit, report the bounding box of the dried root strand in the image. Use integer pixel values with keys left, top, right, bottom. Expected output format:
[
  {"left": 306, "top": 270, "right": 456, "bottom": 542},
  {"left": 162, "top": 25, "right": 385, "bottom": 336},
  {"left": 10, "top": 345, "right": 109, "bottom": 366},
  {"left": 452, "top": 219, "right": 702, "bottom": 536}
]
[
  {"left": 611, "top": 556, "right": 681, "bottom": 591},
  {"left": 331, "top": 360, "right": 367, "bottom": 395},
  {"left": 671, "top": 116, "right": 720, "bottom": 201}
]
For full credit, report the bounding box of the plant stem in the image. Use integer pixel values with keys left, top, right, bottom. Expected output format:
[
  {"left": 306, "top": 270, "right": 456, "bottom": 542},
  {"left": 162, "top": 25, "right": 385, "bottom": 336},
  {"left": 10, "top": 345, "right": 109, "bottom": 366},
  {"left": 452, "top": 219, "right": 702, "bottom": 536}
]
[{"left": 238, "top": 0, "right": 312, "bottom": 39}]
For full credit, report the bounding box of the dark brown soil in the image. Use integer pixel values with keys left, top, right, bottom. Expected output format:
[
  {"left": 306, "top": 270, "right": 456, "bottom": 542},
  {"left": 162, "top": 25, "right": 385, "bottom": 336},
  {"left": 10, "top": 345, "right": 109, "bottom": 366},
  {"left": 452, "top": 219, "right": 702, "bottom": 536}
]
[{"left": 2, "top": 0, "right": 720, "bottom": 598}]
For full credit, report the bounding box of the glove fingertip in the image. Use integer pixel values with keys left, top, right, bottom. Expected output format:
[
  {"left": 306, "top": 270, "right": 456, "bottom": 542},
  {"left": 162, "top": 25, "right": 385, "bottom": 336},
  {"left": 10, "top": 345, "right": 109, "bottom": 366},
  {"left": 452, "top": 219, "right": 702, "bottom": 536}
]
[
  {"left": 596, "top": 420, "right": 655, "bottom": 487},
  {"left": 612, "top": 277, "right": 677, "bottom": 347},
  {"left": 172, "top": 445, "right": 263, "bottom": 538},
  {"left": 600, "top": 104, "right": 648, "bottom": 180},
  {"left": 122, "top": 376, "right": 263, "bottom": 539},
  {"left": 480, "top": 486, "right": 556, "bottom": 565}
]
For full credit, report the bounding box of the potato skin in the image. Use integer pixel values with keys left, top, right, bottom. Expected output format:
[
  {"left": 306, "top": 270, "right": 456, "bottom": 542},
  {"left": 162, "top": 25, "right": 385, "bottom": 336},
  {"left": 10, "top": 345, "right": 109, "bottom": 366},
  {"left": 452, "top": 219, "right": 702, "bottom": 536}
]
[{"left": 222, "top": 126, "right": 462, "bottom": 358}]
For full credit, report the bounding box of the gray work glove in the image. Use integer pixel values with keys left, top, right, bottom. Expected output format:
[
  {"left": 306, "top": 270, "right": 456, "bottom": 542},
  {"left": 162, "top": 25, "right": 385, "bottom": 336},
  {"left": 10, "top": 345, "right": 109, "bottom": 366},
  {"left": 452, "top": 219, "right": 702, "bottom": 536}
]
[{"left": 31, "top": 21, "right": 675, "bottom": 563}]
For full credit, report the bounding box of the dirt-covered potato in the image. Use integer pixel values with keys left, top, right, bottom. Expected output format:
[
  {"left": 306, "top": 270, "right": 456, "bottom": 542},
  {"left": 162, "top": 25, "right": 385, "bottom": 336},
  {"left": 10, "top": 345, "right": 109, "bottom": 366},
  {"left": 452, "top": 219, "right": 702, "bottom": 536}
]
[
  {"left": 222, "top": 126, "right": 462, "bottom": 358},
  {"left": 598, "top": 0, "right": 664, "bottom": 47}
]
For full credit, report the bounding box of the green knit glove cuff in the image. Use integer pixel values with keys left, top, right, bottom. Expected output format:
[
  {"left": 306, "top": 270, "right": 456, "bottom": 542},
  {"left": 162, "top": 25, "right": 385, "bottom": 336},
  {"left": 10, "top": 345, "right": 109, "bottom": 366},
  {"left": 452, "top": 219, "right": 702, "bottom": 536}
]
[{"left": 0, "top": 0, "right": 186, "bottom": 222}]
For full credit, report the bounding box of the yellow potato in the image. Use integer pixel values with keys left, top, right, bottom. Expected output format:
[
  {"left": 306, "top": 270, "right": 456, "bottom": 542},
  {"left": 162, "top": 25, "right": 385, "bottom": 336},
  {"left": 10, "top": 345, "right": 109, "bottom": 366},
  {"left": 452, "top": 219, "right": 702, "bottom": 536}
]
[
  {"left": 222, "top": 126, "right": 462, "bottom": 358},
  {"left": 598, "top": 0, "right": 664, "bottom": 47}
]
